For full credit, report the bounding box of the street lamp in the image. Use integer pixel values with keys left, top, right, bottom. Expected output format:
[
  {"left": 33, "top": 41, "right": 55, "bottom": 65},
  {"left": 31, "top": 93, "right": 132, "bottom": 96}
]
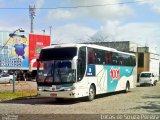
[
  {"left": 10, "top": 28, "right": 25, "bottom": 93},
  {"left": 1, "top": 28, "right": 25, "bottom": 51},
  {"left": 42, "top": 29, "right": 45, "bottom": 35}
]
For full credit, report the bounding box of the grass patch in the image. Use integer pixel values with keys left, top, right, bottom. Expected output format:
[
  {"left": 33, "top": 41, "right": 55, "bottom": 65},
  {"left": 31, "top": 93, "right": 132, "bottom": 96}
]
[{"left": 0, "top": 90, "right": 37, "bottom": 100}]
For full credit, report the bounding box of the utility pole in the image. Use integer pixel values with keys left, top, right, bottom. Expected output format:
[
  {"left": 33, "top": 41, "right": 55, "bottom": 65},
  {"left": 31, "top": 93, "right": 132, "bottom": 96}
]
[
  {"left": 42, "top": 29, "right": 45, "bottom": 35},
  {"left": 49, "top": 26, "right": 52, "bottom": 42},
  {"left": 29, "top": 5, "right": 36, "bottom": 33},
  {"left": 49, "top": 26, "right": 52, "bottom": 36}
]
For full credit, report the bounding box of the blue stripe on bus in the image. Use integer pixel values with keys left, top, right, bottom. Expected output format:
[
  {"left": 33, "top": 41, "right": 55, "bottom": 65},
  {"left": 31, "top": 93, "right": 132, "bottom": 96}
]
[
  {"left": 86, "top": 65, "right": 133, "bottom": 92},
  {"left": 104, "top": 66, "right": 133, "bottom": 92}
]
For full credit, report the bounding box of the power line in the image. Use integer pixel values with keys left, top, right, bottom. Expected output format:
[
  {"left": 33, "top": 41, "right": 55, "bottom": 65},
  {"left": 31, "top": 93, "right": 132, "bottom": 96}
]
[{"left": 0, "top": 0, "right": 153, "bottom": 10}]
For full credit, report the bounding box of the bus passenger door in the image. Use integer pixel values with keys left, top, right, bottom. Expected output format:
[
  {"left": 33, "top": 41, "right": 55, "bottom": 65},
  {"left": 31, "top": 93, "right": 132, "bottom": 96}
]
[{"left": 77, "top": 47, "right": 86, "bottom": 81}]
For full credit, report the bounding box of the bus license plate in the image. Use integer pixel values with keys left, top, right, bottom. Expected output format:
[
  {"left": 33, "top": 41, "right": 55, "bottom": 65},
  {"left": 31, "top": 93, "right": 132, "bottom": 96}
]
[{"left": 50, "top": 93, "right": 57, "bottom": 97}]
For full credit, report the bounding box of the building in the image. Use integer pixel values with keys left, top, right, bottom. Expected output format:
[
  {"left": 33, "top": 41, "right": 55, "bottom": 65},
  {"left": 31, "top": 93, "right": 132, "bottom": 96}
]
[
  {"left": 137, "top": 47, "right": 160, "bottom": 79},
  {"left": 84, "top": 41, "right": 139, "bottom": 52}
]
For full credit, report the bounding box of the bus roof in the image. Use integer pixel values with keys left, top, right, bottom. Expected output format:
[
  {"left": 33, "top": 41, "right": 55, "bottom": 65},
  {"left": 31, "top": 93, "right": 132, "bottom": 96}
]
[{"left": 43, "top": 43, "right": 135, "bottom": 56}]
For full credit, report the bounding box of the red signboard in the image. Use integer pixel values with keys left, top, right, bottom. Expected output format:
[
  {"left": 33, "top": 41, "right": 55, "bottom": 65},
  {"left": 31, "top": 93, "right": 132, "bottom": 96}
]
[{"left": 29, "top": 34, "right": 50, "bottom": 69}]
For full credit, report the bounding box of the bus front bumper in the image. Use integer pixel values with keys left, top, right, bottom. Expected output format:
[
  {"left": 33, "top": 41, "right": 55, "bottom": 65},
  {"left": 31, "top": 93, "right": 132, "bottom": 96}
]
[{"left": 37, "top": 90, "right": 79, "bottom": 98}]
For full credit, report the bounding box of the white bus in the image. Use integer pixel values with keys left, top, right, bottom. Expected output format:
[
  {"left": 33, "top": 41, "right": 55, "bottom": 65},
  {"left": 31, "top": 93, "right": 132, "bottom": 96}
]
[{"left": 36, "top": 44, "right": 136, "bottom": 101}]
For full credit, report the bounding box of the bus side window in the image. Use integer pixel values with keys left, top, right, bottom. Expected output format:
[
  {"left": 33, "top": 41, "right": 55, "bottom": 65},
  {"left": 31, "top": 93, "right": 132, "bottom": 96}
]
[
  {"left": 95, "top": 49, "right": 105, "bottom": 64},
  {"left": 105, "top": 53, "right": 108, "bottom": 64},
  {"left": 88, "top": 51, "right": 91, "bottom": 64},
  {"left": 105, "top": 52, "right": 112, "bottom": 64},
  {"left": 88, "top": 48, "right": 96, "bottom": 64},
  {"left": 112, "top": 52, "right": 118, "bottom": 65},
  {"left": 118, "top": 57, "right": 123, "bottom": 65},
  {"left": 91, "top": 50, "right": 96, "bottom": 64}
]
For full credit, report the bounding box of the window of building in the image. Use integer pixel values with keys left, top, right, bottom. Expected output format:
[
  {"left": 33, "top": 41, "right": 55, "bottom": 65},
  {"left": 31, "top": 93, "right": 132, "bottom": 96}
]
[{"left": 138, "top": 53, "right": 144, "bottom": 67}]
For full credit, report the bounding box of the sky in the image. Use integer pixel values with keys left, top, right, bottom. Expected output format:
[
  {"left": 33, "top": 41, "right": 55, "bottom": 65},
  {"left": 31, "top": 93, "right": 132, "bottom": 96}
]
[{"left": 0, "top": 0, "right": 160, "bottom": 53}]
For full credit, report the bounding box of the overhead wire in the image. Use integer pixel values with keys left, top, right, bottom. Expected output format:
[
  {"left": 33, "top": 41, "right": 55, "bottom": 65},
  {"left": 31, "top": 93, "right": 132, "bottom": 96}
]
[{"left": 0, "top": 0, "right": 154, "bottom": 10}]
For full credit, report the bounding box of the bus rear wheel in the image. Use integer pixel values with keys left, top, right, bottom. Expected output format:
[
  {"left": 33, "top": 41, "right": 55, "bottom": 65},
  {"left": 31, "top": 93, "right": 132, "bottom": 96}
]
[
  {"left": 125, "top": 82, "right": 130, "bottom": 93},
  {"left": 153, "top": 81, "right": 157, "bottom": 86},
  {"left": 88, "top": 85, "right": 96, "bottom": 101}
]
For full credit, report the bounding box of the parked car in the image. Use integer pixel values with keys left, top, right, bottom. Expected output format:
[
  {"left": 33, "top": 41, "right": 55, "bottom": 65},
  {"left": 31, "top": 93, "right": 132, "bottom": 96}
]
[
  {"left": 139, "top": 71, "right": 158, "bottom": 86},
  {"left": 0, "top": 73, "right": 13, "bottom": 83},
  {"left": 8, "top": 72, "right": 17, "bottom": 80}
]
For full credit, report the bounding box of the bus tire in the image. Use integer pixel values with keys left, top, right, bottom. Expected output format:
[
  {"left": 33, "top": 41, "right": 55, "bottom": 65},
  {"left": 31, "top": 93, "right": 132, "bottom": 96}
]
[
  {"left": 55, "top": 98, "right": 64, "bottom": 102},
  {"left": 154, "top": 81, "right": 157, "bottom": 86},
  {"left": 88, "top": 84, "right": 96, "bottom": 101},
  {"left": 125, "top": 81, "right": 130, "bottom": 93}
]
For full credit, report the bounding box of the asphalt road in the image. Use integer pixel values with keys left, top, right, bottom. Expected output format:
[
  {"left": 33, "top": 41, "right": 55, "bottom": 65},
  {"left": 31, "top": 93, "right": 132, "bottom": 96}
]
[{"left": 0, "top": 81, "right": 160, "bottom": 120}]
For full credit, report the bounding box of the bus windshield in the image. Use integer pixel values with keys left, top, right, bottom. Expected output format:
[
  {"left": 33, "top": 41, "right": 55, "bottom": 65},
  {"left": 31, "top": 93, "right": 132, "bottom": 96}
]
[
  {"left": 37, "top": 60, "right": 76, "bottom": 84},
  {"left": 37, "top": 47, "right": 77, "bottom": 85}
]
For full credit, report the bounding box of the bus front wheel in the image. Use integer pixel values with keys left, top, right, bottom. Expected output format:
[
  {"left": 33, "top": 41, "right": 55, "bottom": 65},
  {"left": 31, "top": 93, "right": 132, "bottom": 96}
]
[
  {"left": 88, "top": 85, "right": 96, "bottom": 101},
  {"left": 55, "top": 98, "right": 64, "bottom": 102}
]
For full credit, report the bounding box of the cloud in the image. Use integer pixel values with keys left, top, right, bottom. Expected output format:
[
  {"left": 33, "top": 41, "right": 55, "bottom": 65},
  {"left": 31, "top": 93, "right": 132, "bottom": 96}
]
[
  {"left": 116, "top": 23, "right": 160, "bottom": 45},
  {"left": 47, "top": 0, "right": 134, "bottom": 22},
  {"left": 30, "top": 0, "right": 44, "bottom": 14},
  {"left": 70, "top": 0, "right": 133, "bottom": 21},
  {"left": 139, "top": 0, "right": 160, "bottom": 13},
  {"left": 90, "top": 21, "right": 121, "bottom": 42},
  {"left": 0, "top": 20, "right": 20, "bottom": 32},
  {"left": 0, "top": 0, "right": 4, "bottom": 7},
  {"left": 91, "top": 21, "right": 160, "bottom": 53},
  {"left": 47, "top": 10, "right": 74, "bottom": 21},
  {"left": 53, "top": 24, "right": 96, "bottom": 44},
  {"left": 150, "top": 2, "right": 160, "bottom": 13},
  {"left": 35, "top": 0, "right": 44, "bottom": 8}
]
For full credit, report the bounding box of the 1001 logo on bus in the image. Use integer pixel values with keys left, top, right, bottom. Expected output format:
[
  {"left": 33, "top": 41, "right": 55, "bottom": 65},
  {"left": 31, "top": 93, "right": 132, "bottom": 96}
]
[{"left": 110, "top": 68, "right": 120, "bottom": 80}]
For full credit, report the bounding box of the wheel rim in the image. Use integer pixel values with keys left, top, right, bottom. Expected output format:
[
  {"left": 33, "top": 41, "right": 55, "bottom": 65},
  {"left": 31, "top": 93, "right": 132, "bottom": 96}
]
[
  {"left": 89, "top": 86, "right": 95, "bottom": 100},
  {"left": 126, "top": 86, "right": 129, "bottom": 92},
  {"left": 126, "top": 83, "right": 130, "bottom": 92}
]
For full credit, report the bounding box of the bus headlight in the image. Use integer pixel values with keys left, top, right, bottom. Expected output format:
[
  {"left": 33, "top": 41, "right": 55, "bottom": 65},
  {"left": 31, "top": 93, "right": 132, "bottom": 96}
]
[{"left": 38, "top": 87, "right": 43, "bottom": 91}]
